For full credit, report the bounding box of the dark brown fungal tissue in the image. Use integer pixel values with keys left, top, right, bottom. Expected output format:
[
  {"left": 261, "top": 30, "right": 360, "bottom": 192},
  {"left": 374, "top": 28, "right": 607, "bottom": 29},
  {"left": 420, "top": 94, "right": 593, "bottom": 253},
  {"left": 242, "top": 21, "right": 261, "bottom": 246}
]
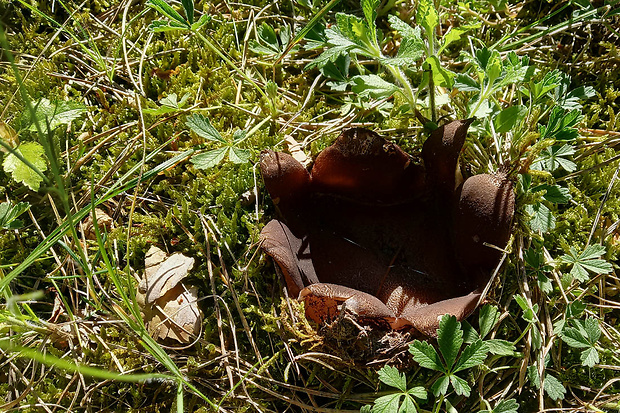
[{"left": 260, "top": 120, "right": 515, "bottom": 337}]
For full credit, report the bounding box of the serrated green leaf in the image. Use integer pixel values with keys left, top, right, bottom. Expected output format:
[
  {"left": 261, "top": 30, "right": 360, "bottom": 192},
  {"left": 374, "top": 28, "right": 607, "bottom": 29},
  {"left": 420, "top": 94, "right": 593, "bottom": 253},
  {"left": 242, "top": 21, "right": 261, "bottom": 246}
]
[
  {"left": 186, "top": 114, "right": 226, "bottom": 143},
  {"left": 580, "top": 347, "right": 599, "bottom": 367},
  {"left": 0, "top": 201, "right": 30, "bottom": 230},
  {"left": 531, "top": 184, "right": 571, "bottom": 204},
  {"left": 580, "top": 244, "right": 607, "bottom": 260},
  {"left": 453, "top": 339, "right": 488, "bottom": 372},
  {"left": 560, "top": 327, "right": 590, "bottom": 348},
  {"left": 430, "top": 375, "right": 450, "bottom": 396},
  {"left": 461, "top": 320, "right": 480, "bottom": 344},
  {"left": 479, "top": 304, "right": 500, "bottom": 338},
  {"left": 372, "top": 394, "right": 402, "bottom": 413},
  {"left": 437, "top": 315, "right": 462, "bottom": 370},
  {"left": 584, "top": 318, "right": 601, "bottom": 343},
  {"left": 399, "top": 396, "right": 417, "bottom": 413},
  {"left": 409, "top": 340, "right": 444, "bottom": 372},
  {"left": 485, "top": 339, "right": 517, "bottom": 356},
  {"left": 24, "top": 98, "right": 86, "bottom": 133},
  {"left": 526, "top": 202, "right": 555, "bottom": 233},
  {"left": 2, "top": 142, "right": 48, "bottom": 191},
  {"left": 190, "top": 147, "right": 228, "bottom": 169},
  {"left": 544, "top": 374, "right": 566, "bottom": 401},
  {"left": 388, "top": 15, "right": 417, "bottom": 38},
  {"left": 494, "top": 105, "right": 526, "bottom": 133},
  {"left": 361, "top": 0, "right": 380, "bottom": 44},
  {"left": 417, "top": 0, "right": 438, "bottom": 36},
  {"left": 228, "top": 147, "right": 251, "bottom": 164},
  {"left": 377, "top": 365, "right": 407, "bottom": 392},
  {"left": 449, "top": 374, "right": 471, "bottom": 397},
  {"left": 351, "top": 75, "right": 399, "bottom": 99},
  {"left": 561, "top": 245, "right": 612, "bottom": 282},
  {"left": 407, "top": 387, "right": 427, "bottom": 400},
  {"left": 479, "top": 399, "right": 520, "bottom": 413}
]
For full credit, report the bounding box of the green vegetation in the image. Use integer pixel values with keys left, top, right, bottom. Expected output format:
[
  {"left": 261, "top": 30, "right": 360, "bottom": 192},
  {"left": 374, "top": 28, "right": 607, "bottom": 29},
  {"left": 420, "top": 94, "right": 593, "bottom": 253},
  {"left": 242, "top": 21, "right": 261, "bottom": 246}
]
[{"left": 1, "top": 0, "right": 620, "bottom": 411}]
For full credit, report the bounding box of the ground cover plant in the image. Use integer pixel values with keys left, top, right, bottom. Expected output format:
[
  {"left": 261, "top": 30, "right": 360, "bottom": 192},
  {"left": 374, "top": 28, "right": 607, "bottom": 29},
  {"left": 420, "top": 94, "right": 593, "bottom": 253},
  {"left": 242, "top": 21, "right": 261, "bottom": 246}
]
[{"left": 1, "top": 0, "right": 620, "bottom": 411}]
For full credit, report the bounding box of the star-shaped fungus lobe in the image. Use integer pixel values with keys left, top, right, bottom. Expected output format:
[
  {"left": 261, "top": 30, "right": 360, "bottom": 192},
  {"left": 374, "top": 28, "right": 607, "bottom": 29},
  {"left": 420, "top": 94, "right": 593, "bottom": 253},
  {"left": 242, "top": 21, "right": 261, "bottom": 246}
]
[{"left": 260, "top": 120, "right": 515, "bottom": 336}]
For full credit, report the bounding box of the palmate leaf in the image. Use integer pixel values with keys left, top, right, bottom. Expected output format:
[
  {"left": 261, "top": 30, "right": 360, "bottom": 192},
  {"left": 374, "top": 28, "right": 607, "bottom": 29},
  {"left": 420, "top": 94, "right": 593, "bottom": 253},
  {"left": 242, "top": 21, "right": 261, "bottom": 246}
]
[
  {"left": 560, "top": 245, "right": 612, "bottom": 282},
  {"left": 2, "top": 141, "right": 48, "bottom": 191},
  {"left": 531, "top": 144, "right": 576, "bottom": 172},
  {"left": 531, "top": 184, "right": 571, "bottom": 204}
]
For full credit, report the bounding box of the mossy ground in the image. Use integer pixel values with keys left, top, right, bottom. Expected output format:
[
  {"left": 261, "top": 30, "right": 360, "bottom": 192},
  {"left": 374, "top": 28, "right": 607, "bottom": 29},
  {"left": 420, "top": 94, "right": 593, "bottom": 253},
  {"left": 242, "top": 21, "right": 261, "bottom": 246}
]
[{"left": 1, "top": 0, "right": 620, "bottom": 411}]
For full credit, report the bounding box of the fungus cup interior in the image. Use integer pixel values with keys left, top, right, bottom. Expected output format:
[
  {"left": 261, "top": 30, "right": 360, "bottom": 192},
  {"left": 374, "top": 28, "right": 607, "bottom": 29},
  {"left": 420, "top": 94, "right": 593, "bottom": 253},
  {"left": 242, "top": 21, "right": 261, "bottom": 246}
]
[{"left": 260, "top": 120, "right": 515, "bottom": 337}]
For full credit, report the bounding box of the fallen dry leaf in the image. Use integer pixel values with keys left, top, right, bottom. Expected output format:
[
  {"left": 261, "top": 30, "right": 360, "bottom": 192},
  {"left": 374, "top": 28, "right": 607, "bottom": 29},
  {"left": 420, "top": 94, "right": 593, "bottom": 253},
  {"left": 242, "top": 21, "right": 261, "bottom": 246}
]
[
  {"left": 82, "top": 208, "right": 114, "bottom": 240},
  {"left": 137, "top": 246, "right": 202, "bottom": 344},
  {"left": 148, "top": 285, "right": 202, "bottom": 343}
]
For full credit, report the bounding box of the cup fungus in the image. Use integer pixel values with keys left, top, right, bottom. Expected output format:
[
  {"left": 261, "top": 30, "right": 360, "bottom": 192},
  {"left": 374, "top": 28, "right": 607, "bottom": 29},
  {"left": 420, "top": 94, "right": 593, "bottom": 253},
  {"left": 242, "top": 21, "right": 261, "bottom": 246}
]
[{"left": 260, "top": 120, "right": 515, "bottom": 336}]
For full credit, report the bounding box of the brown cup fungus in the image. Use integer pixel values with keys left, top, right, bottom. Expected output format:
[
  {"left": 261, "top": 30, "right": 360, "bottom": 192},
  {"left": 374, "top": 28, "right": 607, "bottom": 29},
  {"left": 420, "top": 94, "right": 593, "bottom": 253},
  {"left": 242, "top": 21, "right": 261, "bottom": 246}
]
[{"left": 260, "top": 120, "right": 515, "bottom": 336}]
